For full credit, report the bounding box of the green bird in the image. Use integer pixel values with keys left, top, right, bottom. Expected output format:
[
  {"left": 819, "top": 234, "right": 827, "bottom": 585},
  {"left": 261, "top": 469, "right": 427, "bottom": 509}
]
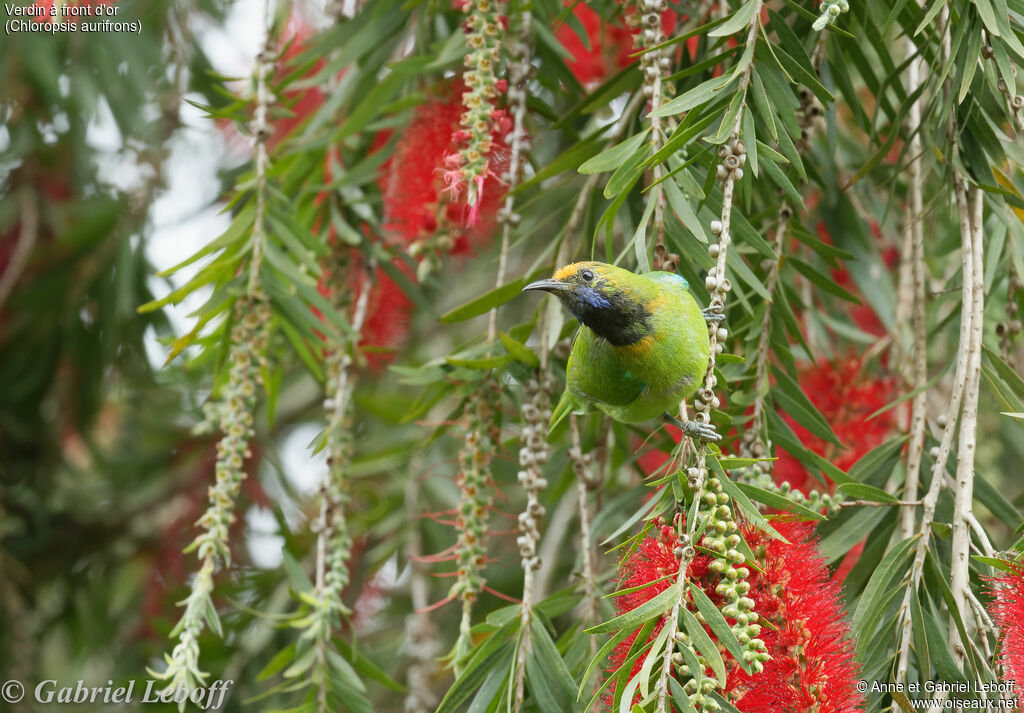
[{"left": 523, "top": 261, "right": 721, "bottom": 442}]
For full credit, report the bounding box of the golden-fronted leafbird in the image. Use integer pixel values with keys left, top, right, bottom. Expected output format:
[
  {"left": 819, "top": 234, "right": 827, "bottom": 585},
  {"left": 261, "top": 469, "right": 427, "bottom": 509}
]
[{"left": 523, "top": 261, "right": 721, "bottom": 442}]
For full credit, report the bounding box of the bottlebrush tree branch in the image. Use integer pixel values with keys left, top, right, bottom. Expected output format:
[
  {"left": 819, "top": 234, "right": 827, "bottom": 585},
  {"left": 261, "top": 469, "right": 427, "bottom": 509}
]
[
  {"left": 897, "top": 6, "right": 987, "bottom": 681},
  {"left": 502, "top": 19, "right": 546, "bottom": 708},
  {"left": 950, "top": 182, "right": 985, "bottom": 665},
  {"left": 569, "top": 414, "right": 599, "bottom": 634},
  {"left": 653, "top": 5, "right": 767, "bottom": 711},
  {"left": 306, "top": 268, "right": 371, "bottom": 713},
  {"left": 898, "top": 31, "right": 929, "bottom": 544},
  {"left": 635, "top": 0, "right": 673, "bottom": 272},
  {"left": 150, "top": 12, "right": 275, "bottom": 693}
]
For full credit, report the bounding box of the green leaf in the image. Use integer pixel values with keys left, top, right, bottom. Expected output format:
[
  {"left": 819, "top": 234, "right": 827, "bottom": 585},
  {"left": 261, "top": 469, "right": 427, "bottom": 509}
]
[
  {"left": 585, "top": 581, "right": 680, "bottom": 634},
  {"left": 819, "top": 506, "right": 889, "bottom": 563},
  {"left": 688, "top": 583, "right": 750, "bottom": 673},
  {"left": 258, "top": 644, "right": 298, "bottom": 682},
  {"left": 680, "top": 606, "right": 726, "bottom": 683},
  {"left": 975, "top": 472, "right": 1021, "bottom": 529},
  {"left": 973, "top": 555, "right": 1024, "bottom": 574},
  {"left": 709, "top": 458, "right": 788, "bottom": 541},
  {"left": 787, "top": 257, "right": 862, "bottom": 303},
  {"left": 529, "top": 618, "right": 577, "bottom": 704},
  {"left": 334, "top": 638, "right": 404, "bottom": 692},
  {"left": 735, "top": 482, "right": 826, "bottom": 520},
  {"left": 499, "top": 332, "right": 540, "bottom": 368},
  {"left": 837, "top": 483, "right": 900, "bottom": 504},
  {"left": 909, "top": 586, "right": 930, "bottom": 680},
  {"left": 651, "top": 75, "right": 738, "bottom": 117},
  {"left": 760, "top": 157, "right": 804, "bottom": 208},
  {"left": 603, "top": 142, "right": 651, "bottom": 199},
  {"left": 577, "top": 626, "right": 634, "bottom": 702},
  {"left": 709, "top": 0, "right": 758, "bottom": 36},
  {"left": 436, "top": 625, "right": 517, "bottom": 713},
  {"left": 851, "top": 536, "right": 917, "bottom": 642},
  {"left": 579, "top": 129, "right": 650, "bottom": 175},
  {"left": 846, "top": 437, "right": 908, "bottom": 483},
  {"left": 440, "top": 272, "right": 545, "bottom": 324},
  {"left": 283, "top": 647, "right": 317, "bottom": 678},
  {"left": 771, "top": 364, "right": 843, "bottom": 448},
  {"left": 282, "top": 550, "right": 314, "bottom": 593}
]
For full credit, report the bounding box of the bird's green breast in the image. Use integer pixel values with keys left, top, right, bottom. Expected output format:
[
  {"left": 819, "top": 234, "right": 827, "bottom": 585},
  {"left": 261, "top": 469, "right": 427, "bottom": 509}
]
[{"left": 566, "top": 274, "right": 710, "bottom": 423}]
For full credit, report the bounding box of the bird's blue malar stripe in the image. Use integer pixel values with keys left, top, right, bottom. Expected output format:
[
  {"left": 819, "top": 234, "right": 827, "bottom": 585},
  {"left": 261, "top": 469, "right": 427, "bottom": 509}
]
[{"left": 580, "top": 287, "right": 612, "bottom": 309}]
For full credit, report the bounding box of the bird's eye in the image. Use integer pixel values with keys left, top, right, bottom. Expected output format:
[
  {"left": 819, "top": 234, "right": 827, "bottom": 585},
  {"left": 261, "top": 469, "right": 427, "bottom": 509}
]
[{"left": 580, "top": 269, "right": 595, "bottom": 282}]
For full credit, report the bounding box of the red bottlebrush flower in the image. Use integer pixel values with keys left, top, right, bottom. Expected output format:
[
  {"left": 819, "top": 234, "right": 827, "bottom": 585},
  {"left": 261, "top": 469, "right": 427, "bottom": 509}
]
[
  {"left": 607, "top": 520, "right": 863, "bottom": 713},
  {"left": 726, "top": 520, "right": 863, "bottom": 713},
  {"left": 606, "top": 524, "right": 712, "bottom": 707},
  {"left": 773, "top": 356, "right": 897, "bottom": 496},
  {"left": 355, "top": 259, "right": 414, "bottom": 369},
  {"left": 984, "top": 564, "right": 1024, "bottom": 693},
  {"left": 555, "top": 3, "right": 679, "bottom": 86},
  {"left": 555, "top": 3, "right": 635, "bottom": 85},
  {"left": 377, "top": 81, "right": 511, "bottom": 254}
]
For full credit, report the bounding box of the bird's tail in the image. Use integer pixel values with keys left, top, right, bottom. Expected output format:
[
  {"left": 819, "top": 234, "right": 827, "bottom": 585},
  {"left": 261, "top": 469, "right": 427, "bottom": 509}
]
[{"left": 548, "top": 389, "right": 576, "bottom": 434}]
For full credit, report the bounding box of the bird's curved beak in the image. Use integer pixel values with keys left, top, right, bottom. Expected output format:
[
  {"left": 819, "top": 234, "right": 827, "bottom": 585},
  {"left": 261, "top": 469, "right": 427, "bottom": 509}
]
[{"left": 522, "top": 278, "right": 568, "bottom": 294}]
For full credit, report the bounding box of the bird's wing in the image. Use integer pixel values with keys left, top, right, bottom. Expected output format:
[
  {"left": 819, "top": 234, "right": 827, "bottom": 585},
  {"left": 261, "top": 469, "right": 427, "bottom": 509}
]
[
  {"left": 647, "top": 271, "right": 690, "bottom": 292},
  {"left": 566, "top": 330, "right": 645, "bottom": 407}
]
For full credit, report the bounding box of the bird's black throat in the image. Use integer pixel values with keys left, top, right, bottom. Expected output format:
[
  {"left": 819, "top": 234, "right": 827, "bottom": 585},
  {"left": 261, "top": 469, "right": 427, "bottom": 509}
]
[{"left": 568, "top": 290, "right": 651, "bottom": 347}]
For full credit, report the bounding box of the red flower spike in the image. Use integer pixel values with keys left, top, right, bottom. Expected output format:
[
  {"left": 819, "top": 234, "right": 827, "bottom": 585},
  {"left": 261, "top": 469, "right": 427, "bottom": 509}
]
[
  {"left": 985, "top": 564, "right": 1024, "bottom": 694},
  {"left": 378, "top": 80, "right": 511, "bottom": 254},
  {"left": 353, "top": 260, "right": 415, "bottom": 369},
  {"left": 606, "top": 520, "right": 863, "bottom": 713}
]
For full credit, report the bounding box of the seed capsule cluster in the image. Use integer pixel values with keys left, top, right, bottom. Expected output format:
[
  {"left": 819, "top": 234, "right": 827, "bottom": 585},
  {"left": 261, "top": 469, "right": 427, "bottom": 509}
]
[
  {"left": 811, "top": 0, "right": 849, "bottom": 31},
  {"left": 629, "top": 0, "right": 675, "bottom": 100},
  {"left": 982, "top": 44, "right": 1024, "bottom": 132},
  {"left": 713, "top": 138, "right": 746, "bottom": 185},
  {"left": 496, "top": 13, "right": 533, "bottom": 228},
  {"left": 318, "top": 348, "right": 361, "bottom": 616},
  {"left": 517, "top": 373, "right": 554, "bottom": 571},
  {"left": 699, "top": 478, "right": 769, "bottom": 673},
  {"left": 736, "top": 431, "right": 840, "bottom": 515},
  {"left": 193, "top": 296, "right": 271, "bottom": 568},
  {"left": 457, "top": 0, "right": 505, "bottom": 205},
  {"left": 450, "top": 378, "right": 502, "bottom": 604},
  {"left": 928, "top": 411, "right": 952, "bottom": 464}
]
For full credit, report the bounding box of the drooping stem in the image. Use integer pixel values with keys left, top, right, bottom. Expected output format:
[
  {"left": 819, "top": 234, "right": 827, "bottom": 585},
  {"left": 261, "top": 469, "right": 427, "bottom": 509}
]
[
  {"left": 635, "top": 0, "right": 673, "bottom": 271},
  {"left": 248, "top": 1, "right": 273, "bottom": 296},
  {"left": 403, "top": 458, "right": 441, "bottom": 713},
  {"left": 949, "top": 184, "right": 985, "bottom": 664},
  {"left": 899, "top": 32, "right": 929, "bottom": 543},
  {"left": 310, "top": 269, "right": 371, "bottom": 713},
  {"left": 487, "top": 9, "right": 531, "bottom": 343},
  {"left": 656, "top": 6, "right": 764, "bottom": 710}
]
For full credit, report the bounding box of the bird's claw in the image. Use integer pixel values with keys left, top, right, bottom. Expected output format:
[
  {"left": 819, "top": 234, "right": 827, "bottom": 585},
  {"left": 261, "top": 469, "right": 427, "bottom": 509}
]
[
  {"left": 702, "top": 307, "right": 726, "bottom": 325},
  {"left": 681, "top": 419, "right": 722, "bottom": 443}
]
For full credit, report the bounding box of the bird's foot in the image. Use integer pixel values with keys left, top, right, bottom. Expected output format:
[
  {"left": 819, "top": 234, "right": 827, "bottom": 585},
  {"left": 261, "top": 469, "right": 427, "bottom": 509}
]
[
  {"left": 702, "top": 307, "right": 726, "bottom": 325},
  {"left": 662, "top": 413, "right": 722, "bottom": 443}
]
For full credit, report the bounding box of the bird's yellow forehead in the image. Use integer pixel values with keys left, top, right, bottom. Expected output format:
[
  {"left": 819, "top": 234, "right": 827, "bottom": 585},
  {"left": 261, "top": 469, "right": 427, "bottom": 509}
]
[{"left": 553, "top": 262, "right": 599, "bottom": 282}]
